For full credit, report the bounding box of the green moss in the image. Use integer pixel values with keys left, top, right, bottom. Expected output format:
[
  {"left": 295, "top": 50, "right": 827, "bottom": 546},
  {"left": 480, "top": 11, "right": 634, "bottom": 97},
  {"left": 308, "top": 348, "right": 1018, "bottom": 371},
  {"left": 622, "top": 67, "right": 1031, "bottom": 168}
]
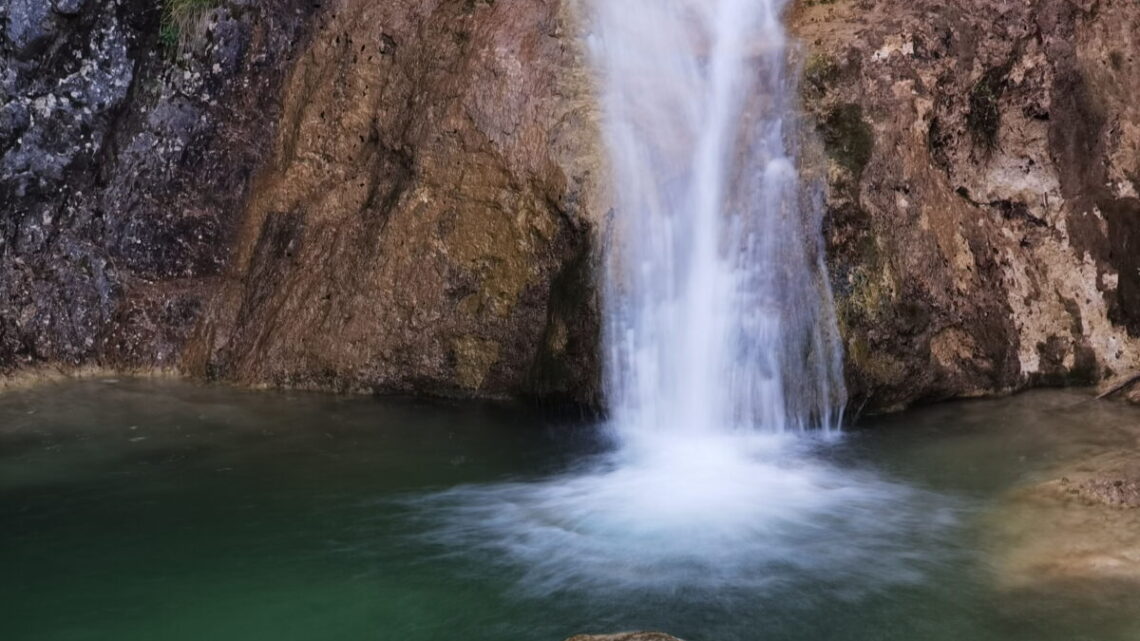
[
  {"left": 967, "top": 65, "right": 1009, "bottom": 149},
  {"left": 804, "top": 53, "right": 838, "bottom": 95},
  {"left": 818, "top": 103, "right": 874, "bottom": 178}
]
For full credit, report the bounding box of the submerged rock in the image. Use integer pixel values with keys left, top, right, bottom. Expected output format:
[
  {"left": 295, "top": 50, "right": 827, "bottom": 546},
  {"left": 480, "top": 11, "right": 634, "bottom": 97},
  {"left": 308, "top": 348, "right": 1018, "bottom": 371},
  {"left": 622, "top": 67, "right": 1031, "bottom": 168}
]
[
  {"left": 988, "top": 416, "right": 1140, "bottom": 598},
  {"left": 565, "top": 629, "right": 679, "bottom": 634},
  {"left": 1039, "top": 456, "right": 1140, "bottom": 510}
]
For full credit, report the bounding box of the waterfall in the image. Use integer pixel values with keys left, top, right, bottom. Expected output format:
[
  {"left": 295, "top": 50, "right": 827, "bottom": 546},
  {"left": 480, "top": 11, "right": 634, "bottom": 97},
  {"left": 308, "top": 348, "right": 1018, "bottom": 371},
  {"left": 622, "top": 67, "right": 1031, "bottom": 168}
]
[
  {"left": 411, "top": 0, "right": 943, "bottom": 602},
  {"left": 590, "top": 0, "right": 846, "bottom": 437}
]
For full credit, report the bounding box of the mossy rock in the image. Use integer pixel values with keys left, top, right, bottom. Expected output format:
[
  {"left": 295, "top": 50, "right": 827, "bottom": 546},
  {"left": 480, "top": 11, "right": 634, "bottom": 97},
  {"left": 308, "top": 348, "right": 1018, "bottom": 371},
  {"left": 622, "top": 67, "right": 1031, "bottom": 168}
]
[
  {"left": 804, "top": 52, "right": 839, "bottom": 95},
  {"left": 818, "top": 103, "right": 874, "bottom": 178},
  {"left": 967, "top": 65, "right": 1010, "bottom": 149}
]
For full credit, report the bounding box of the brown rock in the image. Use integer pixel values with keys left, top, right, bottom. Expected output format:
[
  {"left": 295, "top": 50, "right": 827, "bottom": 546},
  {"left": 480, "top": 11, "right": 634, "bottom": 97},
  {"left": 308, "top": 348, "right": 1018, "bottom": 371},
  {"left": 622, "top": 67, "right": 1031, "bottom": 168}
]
[
  {"left": 791, "top": 0, "right": 1140, "bottom": 412},
  {"left": 179, "top": 0, "right": 604, "bottom": 403},
  {"left": 1, "top": 0, "right": 605, "bottom": 406}
]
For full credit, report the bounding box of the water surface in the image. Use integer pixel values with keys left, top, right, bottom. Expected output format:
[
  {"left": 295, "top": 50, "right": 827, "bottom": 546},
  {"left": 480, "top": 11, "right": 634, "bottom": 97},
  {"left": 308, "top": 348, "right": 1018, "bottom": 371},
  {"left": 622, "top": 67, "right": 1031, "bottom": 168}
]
[{"left": 2, "top": 379, "right": 1138, "bottom": 641}]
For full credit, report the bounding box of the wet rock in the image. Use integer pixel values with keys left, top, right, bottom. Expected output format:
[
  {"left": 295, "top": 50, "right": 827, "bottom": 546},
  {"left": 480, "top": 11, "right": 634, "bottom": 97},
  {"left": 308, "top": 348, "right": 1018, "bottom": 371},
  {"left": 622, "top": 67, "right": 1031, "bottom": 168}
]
[
  {"left": 563, "top": 629, "right": 679, "bottom": 634},
  {"left": 1049, "top": 458, "right": 1140, "bottom": 509},
  {"left": 53, "top": 0, "right": 87, "bottom": 16},
  {"left": 1072, "top": 476, "right": 1140, "bottom": 509},
  {"left": 1, "top": 0, "right": 319, "bottom": 373},
  {"left": 179, "top": 0, "right": 604, "bottom": 403},
  {"left": 990, "top": 426, "right": 1140, "bottom": 596},
  {"left": 5, "top": 0, "right": 1140, "bottom": 412}
]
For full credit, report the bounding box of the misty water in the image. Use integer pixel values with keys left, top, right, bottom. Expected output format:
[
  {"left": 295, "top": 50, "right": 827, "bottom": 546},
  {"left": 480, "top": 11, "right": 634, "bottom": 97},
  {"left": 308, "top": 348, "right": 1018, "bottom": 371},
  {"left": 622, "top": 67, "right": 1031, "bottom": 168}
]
[{"left": 3, "top": 379, "right": 1140, "bottom": 641}]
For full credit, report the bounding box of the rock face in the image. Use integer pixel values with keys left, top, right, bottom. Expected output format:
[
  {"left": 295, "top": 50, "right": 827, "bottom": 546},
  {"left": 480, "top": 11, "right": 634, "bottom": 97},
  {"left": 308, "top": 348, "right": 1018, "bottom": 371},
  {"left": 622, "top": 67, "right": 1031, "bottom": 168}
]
[
  {"left": 1, "top": 0, "right": 602, "bottom": 404},
  {"left": 791, "top": 0, "right": 1140, "bottom": 411},
  {"left": 0, "top": 0, "right": 319, "bottom": 373},
  {"left": 3, "top": 0, "right": 1140, "bottom": 411},
  {"left": 181, "top": 0, "right": 603, "bottom": 402}
]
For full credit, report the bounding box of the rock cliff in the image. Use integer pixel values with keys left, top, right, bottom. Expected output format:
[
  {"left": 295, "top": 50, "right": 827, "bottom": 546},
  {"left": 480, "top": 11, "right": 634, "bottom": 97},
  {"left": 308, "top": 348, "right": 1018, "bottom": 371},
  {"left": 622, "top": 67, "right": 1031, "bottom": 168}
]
[
  {"left": 0, "top": 0, "right": 603, "bottom": 405},
  {"left": 3, "top": 0, "right": 1140, "bottom": 412},
  {"left": 791, "top": 0, "right": 1140, "bottom": 411}
]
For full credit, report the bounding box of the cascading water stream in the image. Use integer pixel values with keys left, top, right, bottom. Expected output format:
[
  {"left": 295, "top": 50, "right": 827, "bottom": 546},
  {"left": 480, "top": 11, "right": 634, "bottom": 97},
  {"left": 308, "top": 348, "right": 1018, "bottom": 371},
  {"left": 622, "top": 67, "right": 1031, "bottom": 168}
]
[
  {"left": 408, "top": 1, "right": 956, "bottom": 601},
  {"left": 593, "top": 0, "right": 846, "bottom": 441}
]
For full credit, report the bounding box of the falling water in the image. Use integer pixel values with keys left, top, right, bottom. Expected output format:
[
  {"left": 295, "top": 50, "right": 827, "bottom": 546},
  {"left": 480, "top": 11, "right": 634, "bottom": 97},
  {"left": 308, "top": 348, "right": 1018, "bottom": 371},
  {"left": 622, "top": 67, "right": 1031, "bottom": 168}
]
[
  {"left": 593, "top": 0, "right": 846, "bottom": 438},
  {"left": 407, "top": 0, "right": 954, "bottom": 601}
]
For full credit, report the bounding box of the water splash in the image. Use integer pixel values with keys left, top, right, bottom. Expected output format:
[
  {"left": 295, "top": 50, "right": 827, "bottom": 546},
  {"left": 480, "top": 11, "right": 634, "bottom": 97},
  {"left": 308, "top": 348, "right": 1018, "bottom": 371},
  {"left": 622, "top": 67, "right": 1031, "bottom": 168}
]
[
  {"left": 410, "top": 437, "right": 962, "bottom": 599},
  {"left": 593, "top": 0, "right": 845, "bottom": 436}
]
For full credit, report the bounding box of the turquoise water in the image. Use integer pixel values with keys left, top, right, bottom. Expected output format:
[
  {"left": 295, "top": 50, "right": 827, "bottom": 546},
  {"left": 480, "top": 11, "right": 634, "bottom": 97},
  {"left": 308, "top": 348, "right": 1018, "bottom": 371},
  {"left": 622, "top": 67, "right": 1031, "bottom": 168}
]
[{"left": 2, "top": 379, "right": 1138, "bottom": 641}]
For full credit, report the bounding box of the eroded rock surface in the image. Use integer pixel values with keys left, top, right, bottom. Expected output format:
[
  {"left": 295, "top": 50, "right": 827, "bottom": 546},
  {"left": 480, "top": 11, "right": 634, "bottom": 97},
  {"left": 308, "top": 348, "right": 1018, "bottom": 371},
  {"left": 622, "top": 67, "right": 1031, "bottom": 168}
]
[
  {"left": 1, "top": 0, "right": 603, "bottom": 404},
  {"left": 0, "top": 0, "right": 318, "bottom": 372},
  {"left": 791, "top": 0, "right": 1140, "bottom": 411},
  {"left": 182, "top": 0, "right": 603, "bottom": 402}
]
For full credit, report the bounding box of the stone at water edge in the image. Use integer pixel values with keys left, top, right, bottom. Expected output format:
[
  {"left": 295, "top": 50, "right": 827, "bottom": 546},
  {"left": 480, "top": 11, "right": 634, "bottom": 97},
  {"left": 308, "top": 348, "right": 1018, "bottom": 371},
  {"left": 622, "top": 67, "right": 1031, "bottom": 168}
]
[{"left": 563, "top": 629, "right": 679, "bottom": 634}]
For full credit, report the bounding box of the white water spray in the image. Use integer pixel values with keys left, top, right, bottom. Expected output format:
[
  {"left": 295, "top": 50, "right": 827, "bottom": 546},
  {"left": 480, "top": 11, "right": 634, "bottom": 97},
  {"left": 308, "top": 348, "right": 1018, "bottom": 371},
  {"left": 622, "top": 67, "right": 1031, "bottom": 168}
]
[{"left": 593, "top": 0, "right": 845, "bottom": 440}]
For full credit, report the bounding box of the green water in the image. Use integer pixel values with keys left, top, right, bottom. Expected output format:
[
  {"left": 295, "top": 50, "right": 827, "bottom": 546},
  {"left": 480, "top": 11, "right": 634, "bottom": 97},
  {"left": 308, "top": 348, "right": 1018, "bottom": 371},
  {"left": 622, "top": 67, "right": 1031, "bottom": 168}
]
[{"left": 2, "top": 379, "right": 1138, "bottom": 641}]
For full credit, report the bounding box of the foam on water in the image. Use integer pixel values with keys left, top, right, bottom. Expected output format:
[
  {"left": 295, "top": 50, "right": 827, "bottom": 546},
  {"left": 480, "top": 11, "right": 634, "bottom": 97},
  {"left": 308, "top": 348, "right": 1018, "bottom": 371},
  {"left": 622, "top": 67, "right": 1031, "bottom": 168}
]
[{"left": 412, "top": 436, "right": 960, "bottom": 598}]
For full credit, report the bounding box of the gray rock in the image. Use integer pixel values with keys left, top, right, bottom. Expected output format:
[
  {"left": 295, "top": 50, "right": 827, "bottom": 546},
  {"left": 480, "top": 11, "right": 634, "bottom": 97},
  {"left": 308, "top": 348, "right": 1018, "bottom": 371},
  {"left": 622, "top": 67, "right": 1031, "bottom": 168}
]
[
  {"left": 5, "top": 0, "right": 55, "bottom": 55},
  {"left": 53, "top": 0, "right": 87, "bottom": 15}
]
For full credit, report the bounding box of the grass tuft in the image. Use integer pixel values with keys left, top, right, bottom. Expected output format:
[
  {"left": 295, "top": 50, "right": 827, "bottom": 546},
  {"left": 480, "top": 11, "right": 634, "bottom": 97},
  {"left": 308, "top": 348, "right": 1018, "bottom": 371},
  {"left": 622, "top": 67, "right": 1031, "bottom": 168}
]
[{"left": 160, "top": 0, "right": 222, "bottom": 55}]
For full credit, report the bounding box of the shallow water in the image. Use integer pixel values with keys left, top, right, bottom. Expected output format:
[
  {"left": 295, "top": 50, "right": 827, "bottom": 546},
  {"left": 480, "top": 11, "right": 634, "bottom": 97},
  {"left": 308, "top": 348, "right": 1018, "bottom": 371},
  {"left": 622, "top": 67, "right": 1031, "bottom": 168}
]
[{"left": 2, "top": 379, "right": 1139, "bottom": 641}]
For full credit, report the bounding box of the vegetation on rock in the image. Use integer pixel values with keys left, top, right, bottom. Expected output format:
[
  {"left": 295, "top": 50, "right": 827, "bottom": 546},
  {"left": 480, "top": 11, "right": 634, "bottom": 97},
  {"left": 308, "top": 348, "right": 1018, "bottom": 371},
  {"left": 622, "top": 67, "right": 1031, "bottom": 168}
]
[
  {"left": 967, "top": 65, "right": 1009, "bottom": 149},
  {"left": 160, "top": 0, "right": 221, "bottom": 52},
  {"left": 818, "top": 103, "right": 874, "bottom": 178}
]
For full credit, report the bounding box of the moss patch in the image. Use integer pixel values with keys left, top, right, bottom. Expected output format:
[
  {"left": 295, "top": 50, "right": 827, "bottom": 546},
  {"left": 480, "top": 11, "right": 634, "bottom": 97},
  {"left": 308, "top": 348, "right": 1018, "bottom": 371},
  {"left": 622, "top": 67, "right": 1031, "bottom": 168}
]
[
  {"left": 804, "top": 53, "right": 838, "bottom": 95},
  {"left": 967, "top": 65, "right": 1010, "bottom": 149},
  {"left": 452, "top": 336, "right": 500, "bottom": 390},
  {"left": 818, "top": 103, "right": 874, "bottom": 178}
]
